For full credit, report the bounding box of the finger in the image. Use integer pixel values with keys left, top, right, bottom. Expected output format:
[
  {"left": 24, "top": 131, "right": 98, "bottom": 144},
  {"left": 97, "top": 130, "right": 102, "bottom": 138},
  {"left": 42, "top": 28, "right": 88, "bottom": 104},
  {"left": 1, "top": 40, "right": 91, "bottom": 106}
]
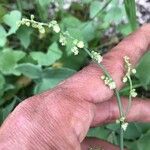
[
  {"left": 81, "top": 137, "right": 121, "bottom": 150},
  {"left": 92, "top": 97, "right": 150, "bottom": 126},
  {"left": 59, "top": 24, "right": 150, "bottom": 103}
]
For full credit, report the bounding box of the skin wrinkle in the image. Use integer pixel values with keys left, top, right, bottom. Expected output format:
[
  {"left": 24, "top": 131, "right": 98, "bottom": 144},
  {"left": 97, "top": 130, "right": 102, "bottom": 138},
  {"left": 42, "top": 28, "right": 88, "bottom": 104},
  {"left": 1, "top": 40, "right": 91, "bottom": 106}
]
[
  {"left": 1, "top": 102, "right": 57, "bottom": 149},
  {"left": 41, "top": 90, "right": 92, "bottom": 149},
  {"left": 92, "top": 97, "right": 150, "bottom": 127}
]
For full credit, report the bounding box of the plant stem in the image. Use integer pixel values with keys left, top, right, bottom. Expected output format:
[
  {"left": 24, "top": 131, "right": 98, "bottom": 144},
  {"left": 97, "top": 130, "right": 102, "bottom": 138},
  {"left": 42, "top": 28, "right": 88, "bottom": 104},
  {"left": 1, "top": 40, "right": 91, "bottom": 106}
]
[
  {"left": 120, "top": 125, "right": 124, "bottom": 150},
  {"left": 125, "top": 76, "right": 132, "bottom": 115},
  {"left": 115, "top": 89, "right": 124, "bottom": 117},
  {"left": 83, "top": 48, "right": 124, "bottom": 150},
  {"left": 84, "top": 48, "right": 124, "bottom": 116}
]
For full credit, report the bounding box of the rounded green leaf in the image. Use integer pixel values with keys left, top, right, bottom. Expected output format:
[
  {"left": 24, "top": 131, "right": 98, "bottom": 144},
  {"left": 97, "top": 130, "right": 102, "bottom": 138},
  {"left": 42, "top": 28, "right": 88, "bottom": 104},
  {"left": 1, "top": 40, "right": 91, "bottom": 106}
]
[
  {"left": 0, "top": 48, "right": 25, "bottom": 75},
  {"left": 15, "top": 63, "right": 42, "bottom": 79},
  {"left": 3, "top": 10, "right": 21, "bottom": 35},
  {"left": 34, "top": 68, "right": 76, "bottom": 94},
  {"left": 30, "top": 42, "right": 62, "bottom": 66}
]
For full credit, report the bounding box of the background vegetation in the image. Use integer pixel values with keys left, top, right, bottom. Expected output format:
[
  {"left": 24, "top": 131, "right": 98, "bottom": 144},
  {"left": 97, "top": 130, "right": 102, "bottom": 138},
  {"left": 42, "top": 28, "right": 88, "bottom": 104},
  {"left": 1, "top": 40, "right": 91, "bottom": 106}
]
[{"left": 0, "top": 0, "right": 149, "bottom": 149}]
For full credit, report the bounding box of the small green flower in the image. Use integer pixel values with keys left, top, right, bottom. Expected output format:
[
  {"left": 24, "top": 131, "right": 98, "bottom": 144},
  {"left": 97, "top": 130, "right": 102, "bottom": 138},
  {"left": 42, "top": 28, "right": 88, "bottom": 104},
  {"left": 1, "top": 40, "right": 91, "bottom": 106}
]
[
  {"left": 49, "top": 20, "right": 60, "bottom": 33},
  {"left": 53, "top": 24, "right": 60, "bottom": 33},
  {"left": 77, "top": 41, "right": 84, "bottom": 48},
  {"left": 91, "top": 51, "right": 103, "bottom": 64},
  {"left": 101, "top": 75, "right": 116, "bottom": 90},
  {"left": 121, "top": 122, "right": 128, "bottom": 131},
  {"left": 132, "top": 69, "right": 136, "bottom": 74},
  {"left": 30, "top": 14, "right": 35, "bottom": 20},
  {"left": 123, "top": 77, "right": 127, "bottom": 83},
  {"left": 71, "top": 46, "right": 79, "bottom": 55},
  {"left": 59, "top": 33, "right": 67, "bottom": 46},
  {"left": 25, "top": 22, "right": 30, "bottom": 27},
  {"left": 130, "top": 89, "right": 137, "bottom": 97}
]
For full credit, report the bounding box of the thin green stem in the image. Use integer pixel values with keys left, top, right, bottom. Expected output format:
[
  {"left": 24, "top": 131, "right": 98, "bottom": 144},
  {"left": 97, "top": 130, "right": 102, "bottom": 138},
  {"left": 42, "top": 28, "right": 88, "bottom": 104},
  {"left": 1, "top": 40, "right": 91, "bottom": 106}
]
[
  {"left": 115, "top": 89, "right": 124, "bottom": 117},
  {"left": 125, "top": 76, "right": 132, "bottom": 116},
  {"left": 120, "top": 125, "right": 124, "bottom": 150},
  {"left": 84, "top": 48, "right": 124, "bottom": 116},
  {"left": 84, "top": 47, "right": 124, "bottom": 150}
]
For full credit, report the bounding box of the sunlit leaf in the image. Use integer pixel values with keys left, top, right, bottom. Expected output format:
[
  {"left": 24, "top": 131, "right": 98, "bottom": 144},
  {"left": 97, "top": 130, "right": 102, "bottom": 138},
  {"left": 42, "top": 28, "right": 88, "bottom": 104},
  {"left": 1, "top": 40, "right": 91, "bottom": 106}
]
[
  {"left": 30, "top": 42, "right": 62, "bottom": 66},
  {"left": 0, "top": 48, "right": 25, "bottom": 75},
  {"left": 3, "top": 10, "right": 21, "bottom": 35}
]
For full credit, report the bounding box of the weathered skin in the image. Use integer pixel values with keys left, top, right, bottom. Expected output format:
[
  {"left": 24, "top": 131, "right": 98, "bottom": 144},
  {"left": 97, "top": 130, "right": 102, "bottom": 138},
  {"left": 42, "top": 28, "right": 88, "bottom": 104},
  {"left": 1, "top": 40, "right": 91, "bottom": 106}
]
[{"left": 0, "top": 24, "right": 150, "bottom": 150}]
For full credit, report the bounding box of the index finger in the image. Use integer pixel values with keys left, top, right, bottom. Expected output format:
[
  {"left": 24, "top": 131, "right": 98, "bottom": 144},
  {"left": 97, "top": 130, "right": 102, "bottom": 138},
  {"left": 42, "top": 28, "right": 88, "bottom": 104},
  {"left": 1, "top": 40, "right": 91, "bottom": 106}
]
[{"left": 59, "top": 24, "right": 150, "bottom": 103}]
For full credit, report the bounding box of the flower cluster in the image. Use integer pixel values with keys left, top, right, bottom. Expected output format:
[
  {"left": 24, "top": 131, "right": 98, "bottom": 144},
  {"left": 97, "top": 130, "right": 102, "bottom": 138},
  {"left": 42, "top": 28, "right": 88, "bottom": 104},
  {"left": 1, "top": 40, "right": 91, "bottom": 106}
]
[
  {"left": 101, "top": 75, "right": 116, "bottom": 90},
  {"left": 122, "top": 56, "right": 137, "bottom": 97},
  {"left": 18, "top": 15, "right": 46, "bottom": 34},
  {"left": 122, "top": 56, "right": 136, "bottom": 83},
  {"left": 71, "top": 39, "right": 84, "bottom": 55},
  {"left": 91, "top": 51, "right": 103, "bottom": 64},
  {"left": 130, "top": 89, "right": 137, "bottom": 97},
  {"left": 17, "top": 15, "right": 60, "bottom": 34},
  {"left": 48, "top": 20, "right": 60, "bottom": 33},
  {"left": 18, "top": 15, "right": 85, "bottom": 56},
  {"left": 116, "top": 116, "right": 128, "bottom": 131},
  {"left": 59, "top": 33, "right": 67, "bottom": 46}
]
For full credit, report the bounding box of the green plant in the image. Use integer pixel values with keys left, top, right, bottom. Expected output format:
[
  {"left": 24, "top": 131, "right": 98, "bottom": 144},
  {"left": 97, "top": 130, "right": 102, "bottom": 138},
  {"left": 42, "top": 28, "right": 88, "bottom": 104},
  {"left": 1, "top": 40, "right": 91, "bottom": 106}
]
[{"left": 0, "top": 0, "right": 150, "bottom": 149}]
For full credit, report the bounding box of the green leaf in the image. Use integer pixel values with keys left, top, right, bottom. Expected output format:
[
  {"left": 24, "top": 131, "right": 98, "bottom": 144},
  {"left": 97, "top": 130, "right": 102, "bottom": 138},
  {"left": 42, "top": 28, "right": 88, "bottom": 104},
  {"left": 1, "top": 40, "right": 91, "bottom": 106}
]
[
  {"left": 90, "top": 1, "right": 104, "bottom": 18},
  {"left": 15, "top": 63, "right": 42, "bottom": 79},
  {"left": 62, "top": 16, "right": 81, "bottom": 28},
  {"left": 34, "top": 68, "right": 76, "bottom": 94},
  {"left": 118, "top": 23, "right": 132, "bottom": 36},
  {"left": 0, "top": 25, "right": 7, "bottom": 47},
  {"left": 30, "top": 42, "right": 62, "bottom": 66},
  {"left": 87, "top": 126, "right": 110, "bottom": 140},
  {"left": 0, "top": 97, "right": 19, "bottom": 125},
  {"left": 104, "top": 7, "right": 122, "bottom": 23},
  {"left": 136, "top": 51, "right": 150, "bottom": 90},
  {"left": 128, "top": 130, "right": 150, "bottom": 150},
  {"left": 0, "top": 5, "right": 6, "bottom": 21},
  {"left": 124, "top": 123, "right": 142, "bottom": 140},
  {"left": 61, "top": 50, "right": 87, "bottom": 70},
  {"left": 80, "top": 21, "right": 96, "bottom": 42},
  {"left": 17, "top": 26, "right": 33, "bottom": 49},
  {"left": 3, "top": 10, "right": 21, "bottom": 35},
  {"left": 37, "top": 0, "right": 51, "bottom": 7},
  {"left": 0, "top": 48, "right": 26, "bottom": 75},
  {"left": 0, "top": 73, "right": 5, "bottom": 90}
]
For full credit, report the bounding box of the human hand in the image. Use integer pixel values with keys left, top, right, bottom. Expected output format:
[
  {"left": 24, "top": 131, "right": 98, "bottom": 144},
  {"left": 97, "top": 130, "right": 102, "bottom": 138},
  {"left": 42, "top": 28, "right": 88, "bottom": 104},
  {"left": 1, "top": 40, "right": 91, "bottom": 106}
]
[{"left": 0, "top": 24, "right": 150, "bottom": 150}]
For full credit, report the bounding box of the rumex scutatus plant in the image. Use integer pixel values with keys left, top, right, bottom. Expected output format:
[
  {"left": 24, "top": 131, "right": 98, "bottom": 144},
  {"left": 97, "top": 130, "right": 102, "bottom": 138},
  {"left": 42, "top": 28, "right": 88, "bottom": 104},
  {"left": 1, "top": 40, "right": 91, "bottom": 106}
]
[{"left": 17, "top": 15, "right": 137, "bottom": 150}]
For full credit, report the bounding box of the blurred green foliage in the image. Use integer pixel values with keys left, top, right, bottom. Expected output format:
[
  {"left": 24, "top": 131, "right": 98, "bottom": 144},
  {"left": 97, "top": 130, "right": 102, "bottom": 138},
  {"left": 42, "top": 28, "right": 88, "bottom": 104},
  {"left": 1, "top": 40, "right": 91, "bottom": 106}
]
[{"left": 0, "top": 0, "right": 149, "bottom": 149}]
